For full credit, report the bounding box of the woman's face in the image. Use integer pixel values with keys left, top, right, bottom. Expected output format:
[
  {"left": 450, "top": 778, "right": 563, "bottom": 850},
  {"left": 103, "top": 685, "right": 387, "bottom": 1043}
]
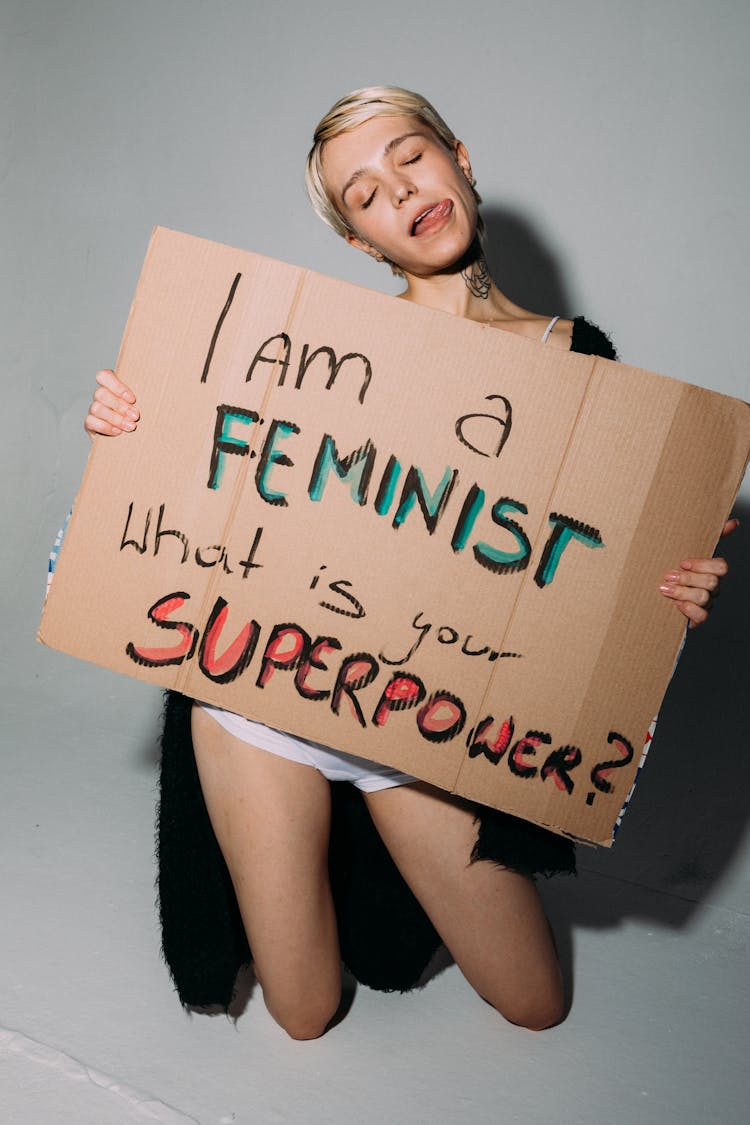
[{"left": 321, "top": 114, "right": 478, "bottom": 278}]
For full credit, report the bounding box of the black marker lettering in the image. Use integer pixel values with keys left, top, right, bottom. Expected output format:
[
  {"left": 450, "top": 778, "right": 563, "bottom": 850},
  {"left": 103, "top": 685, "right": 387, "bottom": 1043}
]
[
  {"left": 295, "top": 345, "right": 373, "bottom": 404},
  {"left": 238, "top": 527, "right": 265, "bottom": 577},
  {"left": 198, "top": 597, "right": 260, "bottom": 684},
  {"left": 455, "top": 394, "right": 512, "bottom": 458},
  {"left": 246, "top": 332, "right": 292, "bottom": 386},
  {"left": 120, "top": 501, "right": 151, "bottom": 554},
  {"left": 319, "top": 579, "right": 366, "bottom": 619},
  {"left": 201, "top": 272, "right": 241, "bottom": 384},
  {"left": 154, "top": 504, "right": 189, "bottom": 563},
  {"left": 331, "top": 653, "right": 379, "bottom": 728},
  {"left": 590, "top": 731, "right": 634, "bottom": 794}
]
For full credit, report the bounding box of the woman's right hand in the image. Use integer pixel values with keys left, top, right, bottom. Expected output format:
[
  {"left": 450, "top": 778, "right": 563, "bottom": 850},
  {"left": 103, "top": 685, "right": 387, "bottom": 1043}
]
[{"left": 84, "top": 369, "right": 140, "bottom": 437}]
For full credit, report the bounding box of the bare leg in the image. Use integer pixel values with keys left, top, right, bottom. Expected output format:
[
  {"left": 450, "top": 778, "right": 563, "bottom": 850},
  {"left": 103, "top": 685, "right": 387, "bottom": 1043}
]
[
  {"left": 365, "top": 782, "right": 565, "bottom": 1030},
  {"left": 191, "top": 704, "right": 342, "bottom": 1039}
]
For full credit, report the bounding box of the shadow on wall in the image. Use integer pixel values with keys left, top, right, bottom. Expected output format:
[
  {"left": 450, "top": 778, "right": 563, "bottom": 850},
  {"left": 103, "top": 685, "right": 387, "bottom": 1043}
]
[
  {"left": 480, "top": 203, "right": 750, "bottom": 927},
  {"left": 481, "top": 205, "right": 574, "bottom": 318},
  {"left": 572, "top": 495, "right": 750, "bottom": 928}
]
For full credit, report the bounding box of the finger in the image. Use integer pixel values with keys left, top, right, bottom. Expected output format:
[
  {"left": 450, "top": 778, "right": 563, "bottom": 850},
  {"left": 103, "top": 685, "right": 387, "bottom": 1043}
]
[
  {"left": 92, "top": 384, "right": 140, "bottom": 422},
  {"left": 86, "top": 400, "right": 137, "bottom": 435},
  {"left": 89, "top": 398, "right": 137, "bottom": 429},
  {"left": 95, "top": 368, "right": 137, "bottom": 404},
  {"left": 85, "top": 410, "right": 128, "bottom": 437},
  {"left": 720, "top": 517, "right": 740, "bottom": 538},
  {"left": 678, "top": 556, "right": 728, "bottom": 576},
  {"left": 675, "top": 600, "right": 710, "bottom": 629},
  {"left": 661, "top": 570, "right": 720, "bottom": 594},
  {"left": 659, "top": 583, "right": 713, "bottom": 608}
]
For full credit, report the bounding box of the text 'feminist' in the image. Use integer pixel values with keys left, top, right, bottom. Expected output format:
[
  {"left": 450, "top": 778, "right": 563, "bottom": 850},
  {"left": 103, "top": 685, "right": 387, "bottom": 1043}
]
[{"left": 207, "top": 408, "right": 603, "bottom": 589}]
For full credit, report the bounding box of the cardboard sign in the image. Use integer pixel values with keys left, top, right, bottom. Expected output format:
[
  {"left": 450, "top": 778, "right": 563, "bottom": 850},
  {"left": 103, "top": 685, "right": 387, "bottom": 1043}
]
[{"left": 39, "top": 228, "right": 750, "bottom": 845}]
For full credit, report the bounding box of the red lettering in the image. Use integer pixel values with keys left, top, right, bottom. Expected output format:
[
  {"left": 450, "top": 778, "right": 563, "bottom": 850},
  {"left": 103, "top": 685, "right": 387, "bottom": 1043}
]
[
  {"left": 331, "top": 653, "right": 379, "bottom": 727},
  {"left": 256, "top": 624, "right": 310, "bottom": 688},
  {"left": 294, "top": 637, "right": 342, "bottom": 701},
  {"left": 468, "top": 715, "right": 515, "bottom": 763},
  {"left": 590, "top": 732, "right": 634, "bottom": 794},
  {"left": 198, "top": 597, "right": 260, "bottom": 684},
  {"left": 417, "top": 691, "right": 466, "bottom": 743},
  {"left": 540, "top": 744, "right": 582, "bottom": 794},
  {"left": 125, "top": 592, "right": 197, "bottom": 668},
  {"left": 508, "top": 730, "right": 551, "bottom": 778},
  {"left": 372, "top": 674, "right": 426, "bottom": 728}
]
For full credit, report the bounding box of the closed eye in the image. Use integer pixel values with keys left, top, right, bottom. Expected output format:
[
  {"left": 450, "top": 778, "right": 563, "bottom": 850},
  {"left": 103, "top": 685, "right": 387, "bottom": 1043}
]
[
  {"left": 403, "top": 152, "right": 422, "bottom": 165},
  {"left": 361, "top": 189, "right": 376, "bottom": 210}
]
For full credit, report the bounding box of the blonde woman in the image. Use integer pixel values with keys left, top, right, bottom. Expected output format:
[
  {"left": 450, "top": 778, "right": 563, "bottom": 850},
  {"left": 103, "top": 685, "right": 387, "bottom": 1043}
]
[{"left": 84, "top": 87, "right": 735, "bottom": 1039}]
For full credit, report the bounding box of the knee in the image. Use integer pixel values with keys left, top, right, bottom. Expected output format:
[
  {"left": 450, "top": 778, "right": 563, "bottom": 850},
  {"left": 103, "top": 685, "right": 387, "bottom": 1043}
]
[
  {"left": 506, "top": 995, "right": 567, "bottom": 1031},
  {"left": 267, "top": 991, "right": 342, "bottom": 1041},
  {"left": 482, "top": 979, "right": 567, "bottom": 1032}
]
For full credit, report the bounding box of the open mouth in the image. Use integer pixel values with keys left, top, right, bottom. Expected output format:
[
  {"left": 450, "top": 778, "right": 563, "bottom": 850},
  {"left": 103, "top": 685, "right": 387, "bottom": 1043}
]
[{"left": 411, "top": 199, "right": 453, "bottom": 236}]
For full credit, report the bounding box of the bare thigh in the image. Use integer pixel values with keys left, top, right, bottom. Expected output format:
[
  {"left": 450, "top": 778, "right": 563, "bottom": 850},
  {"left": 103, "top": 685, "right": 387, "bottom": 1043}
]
[
  {"left": 191, "top": 704, "right": 341, "bottom": 1039},
  {"left": 365, "top": 782, "right": 564, "bottom": 1030}
]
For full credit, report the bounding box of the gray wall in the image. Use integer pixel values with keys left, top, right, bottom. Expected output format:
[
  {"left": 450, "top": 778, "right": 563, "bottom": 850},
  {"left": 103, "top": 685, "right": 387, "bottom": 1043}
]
[{"left": 3, "top": 0, "right": 749, "bottom": 949}]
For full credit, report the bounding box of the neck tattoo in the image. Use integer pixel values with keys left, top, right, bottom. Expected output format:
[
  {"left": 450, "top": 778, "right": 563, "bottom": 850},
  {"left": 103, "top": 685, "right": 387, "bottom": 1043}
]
[{"left": 461, "top": 256, "right": 491, "bottom": 299}]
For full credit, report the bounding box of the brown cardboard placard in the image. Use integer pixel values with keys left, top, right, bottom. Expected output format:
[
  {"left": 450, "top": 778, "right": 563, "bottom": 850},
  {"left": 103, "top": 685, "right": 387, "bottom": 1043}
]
[{"left": 39, "top": 227, "right": 750, "bottom": 845}]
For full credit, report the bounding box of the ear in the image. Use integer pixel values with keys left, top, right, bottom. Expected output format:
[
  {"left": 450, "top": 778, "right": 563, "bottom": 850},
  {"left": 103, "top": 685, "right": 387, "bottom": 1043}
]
[
  {"left": 453, "top": 140, "right": 474, "bottom": 185},
  {"left": 346, "top": 231, "right": 384, "bottom": 262}
]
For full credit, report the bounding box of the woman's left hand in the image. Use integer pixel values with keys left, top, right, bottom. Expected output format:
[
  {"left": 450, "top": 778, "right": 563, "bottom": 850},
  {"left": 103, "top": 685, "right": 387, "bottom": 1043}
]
[{"left": 659, "top": 517, "right": 739, "bottom": 627}]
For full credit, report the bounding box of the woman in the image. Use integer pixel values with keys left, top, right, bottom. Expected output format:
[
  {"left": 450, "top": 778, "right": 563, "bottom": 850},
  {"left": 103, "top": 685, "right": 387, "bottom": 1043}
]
[{"left": 83, "top": 87, "right": 734, "bottom": 1039}]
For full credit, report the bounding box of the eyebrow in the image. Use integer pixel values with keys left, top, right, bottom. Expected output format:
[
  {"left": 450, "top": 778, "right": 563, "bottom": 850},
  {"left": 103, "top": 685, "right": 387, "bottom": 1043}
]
[{"left": 340, "top": 132, "right": 427, "bottom": 204}]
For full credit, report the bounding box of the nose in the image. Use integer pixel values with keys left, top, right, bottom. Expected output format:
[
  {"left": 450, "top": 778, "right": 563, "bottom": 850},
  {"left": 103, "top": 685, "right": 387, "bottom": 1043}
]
[{"left": 391, "top": 176, "right": 415, "bottom": 206}]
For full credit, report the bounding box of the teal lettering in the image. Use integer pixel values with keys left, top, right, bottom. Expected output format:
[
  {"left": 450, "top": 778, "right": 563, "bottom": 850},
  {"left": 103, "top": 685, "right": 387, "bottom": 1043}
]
[
  {"left": 308, "top": 435, "right": 377, "bottom": 505},
  {"left": 473, "top": 498, "right": 530, "bottom": 574},
  {"left": 534, "top": 513, "right": 603, "bottom": 588},
  {"left": 207, "top": 405, "right": 258, "bottom": 490},
  {"left": 393, "top": 465, "right": 459, "bottom": 534}
]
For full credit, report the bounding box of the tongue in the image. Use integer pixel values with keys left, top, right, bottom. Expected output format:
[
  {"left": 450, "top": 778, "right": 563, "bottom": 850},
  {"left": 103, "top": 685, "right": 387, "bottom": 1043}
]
[{"left": 414, "top": 199, "right": 452, "bottom": 235}]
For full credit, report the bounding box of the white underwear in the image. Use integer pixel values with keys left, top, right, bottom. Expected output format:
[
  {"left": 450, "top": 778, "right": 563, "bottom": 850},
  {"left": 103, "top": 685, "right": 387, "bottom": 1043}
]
[{"left": 198, "top": 703, "right": 418, "bottom": 793}]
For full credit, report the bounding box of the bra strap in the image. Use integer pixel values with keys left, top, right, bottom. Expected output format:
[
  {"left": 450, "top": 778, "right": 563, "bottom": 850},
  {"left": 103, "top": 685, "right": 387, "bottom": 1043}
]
[{"left": 541, "top": 315, "right": 560, "bottom": 344}]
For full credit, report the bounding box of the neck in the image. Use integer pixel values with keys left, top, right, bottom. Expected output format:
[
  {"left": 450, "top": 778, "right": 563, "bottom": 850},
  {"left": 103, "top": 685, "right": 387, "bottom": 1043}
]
[{"left": 399, "top": 241, "right": 515, "bottom": 323}]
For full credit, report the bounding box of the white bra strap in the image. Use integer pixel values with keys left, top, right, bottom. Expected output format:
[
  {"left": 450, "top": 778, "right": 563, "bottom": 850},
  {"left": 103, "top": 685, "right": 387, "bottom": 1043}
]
[{"left": 541, "top": 315, "right": 560, "bottom": 344}]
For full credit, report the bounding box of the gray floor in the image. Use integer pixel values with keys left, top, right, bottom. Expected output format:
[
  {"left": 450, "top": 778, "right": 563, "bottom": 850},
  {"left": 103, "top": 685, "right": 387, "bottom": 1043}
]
[{"left": 3, "top": 545, "right": 749, "bottom": 1124}]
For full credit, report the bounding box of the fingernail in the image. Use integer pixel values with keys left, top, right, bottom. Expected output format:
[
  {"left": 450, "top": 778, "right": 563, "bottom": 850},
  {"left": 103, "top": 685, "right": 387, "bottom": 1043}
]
[
  {"left": 122, "top": 419, "right": 136, "bottom": 431},
  {"left": 664, "top": 572, "right": 680, "bottom": 582},
  {"left": 659, "top": 584, "right": 675, "bottom": 595},
  {"left": 126, "top": 408, "right": 139, "bottom": 420}
]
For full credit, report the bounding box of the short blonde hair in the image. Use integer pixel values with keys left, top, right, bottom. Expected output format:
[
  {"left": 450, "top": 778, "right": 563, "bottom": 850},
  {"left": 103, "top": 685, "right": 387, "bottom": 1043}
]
[{"left": 305, "top": 85, "right": 484, "bottom": 271}]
